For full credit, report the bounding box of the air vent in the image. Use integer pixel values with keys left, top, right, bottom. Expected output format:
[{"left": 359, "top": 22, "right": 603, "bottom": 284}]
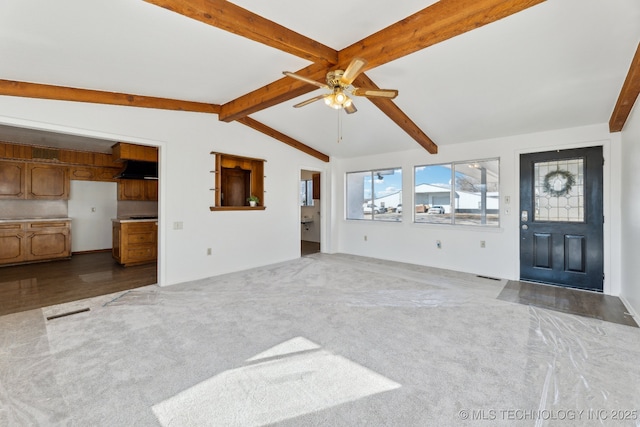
[{"left": 32, "top": 147, "right": 60, "bottom": 160}]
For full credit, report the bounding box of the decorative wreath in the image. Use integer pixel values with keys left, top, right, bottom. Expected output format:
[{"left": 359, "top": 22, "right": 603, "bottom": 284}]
[{"left": 542, "top": 169, "right": 576, "bottom": 197}]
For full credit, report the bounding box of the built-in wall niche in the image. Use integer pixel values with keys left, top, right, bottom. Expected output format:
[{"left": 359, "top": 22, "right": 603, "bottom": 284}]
[{"left": 210, "top": 152, "right": 265, "bottom": 211}]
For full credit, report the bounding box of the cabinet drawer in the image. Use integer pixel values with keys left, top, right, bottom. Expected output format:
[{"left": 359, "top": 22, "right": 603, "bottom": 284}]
[
  {"left": 126, "top": 247, "right": 155, "bottom": 261},
  {"left": 126, "top": 232, "right": 155, "bottom": 244},
  {"left": 0, "top": 223, "right": 23, "bottom": 231},
  {"left": 27, "top": 221, "right": 69, "bottom": 229}
]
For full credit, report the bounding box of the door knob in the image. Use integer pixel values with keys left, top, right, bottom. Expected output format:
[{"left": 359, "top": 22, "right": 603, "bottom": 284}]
[{"left": 522, "top": 224, "right": 529, "bottom": 230}]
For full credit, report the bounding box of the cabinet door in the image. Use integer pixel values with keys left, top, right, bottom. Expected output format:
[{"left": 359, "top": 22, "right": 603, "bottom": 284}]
[
  {"left": 0, "top": 223, "right": 26, "bottom": 265},
  {"left": 0, "top": 161, "right": 27, "bottom": 199},
  {"left": 26, "top": 222, "right": 71, "bottom": 261},
  {"left": 145, "top": 180, "right": 158, "bottom": 201},
  {"left": 118, "top": 180, "right": 145, "bottom": 200},
  {"left": 112, "top": 223, "right": 121, "bottom": 261},
  {"left": 27, "top": 164, "right": 70, "bottom": 199}
]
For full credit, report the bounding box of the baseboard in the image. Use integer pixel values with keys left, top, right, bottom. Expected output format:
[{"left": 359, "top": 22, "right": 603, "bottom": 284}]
[
  {"left": 619, "top": 295, "right": 640, "bottom": 320},
  {"left": 72, "top": 249, "right": 112, "bottom": 255}
]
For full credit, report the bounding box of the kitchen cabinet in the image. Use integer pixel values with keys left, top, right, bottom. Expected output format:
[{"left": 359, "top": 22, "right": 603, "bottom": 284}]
[
  {"left": 112, "top": 220, "right": 157, "bottom": 266},
  {"left": 0, "top": 161, "right": 70, "bottom": 200},
  {"left": 0, "top": 161, "right": 26, "bottom": 199},
  {"left": 0, "top": 220, "right": 71, "bottom": 266},
  {"left": 112, "top": 142, "right": 158, "bottom": 162},
  {"left": 118, "top": 179, "right": 158, "bottom": 201},
  {"left": 27, "top": 164, "right": 70, "bottom": 199},
  {"left": 69, "top": 165, "right": 120, "bottom": 182}
]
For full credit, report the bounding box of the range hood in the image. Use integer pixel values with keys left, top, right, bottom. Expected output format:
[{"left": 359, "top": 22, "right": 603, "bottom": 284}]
[{"left": 114, "top": 160, "right": 158, "bottom": 180}]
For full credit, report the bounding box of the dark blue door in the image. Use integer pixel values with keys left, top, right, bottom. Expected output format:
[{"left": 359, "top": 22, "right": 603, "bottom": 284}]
[{"left": 520, "top": 147, "right": 603, "bottom": 291}]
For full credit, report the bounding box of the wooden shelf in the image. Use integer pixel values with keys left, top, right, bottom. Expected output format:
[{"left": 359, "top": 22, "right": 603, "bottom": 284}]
[{"left": 209, "top": 206, "right": 266, "bottom": 211}]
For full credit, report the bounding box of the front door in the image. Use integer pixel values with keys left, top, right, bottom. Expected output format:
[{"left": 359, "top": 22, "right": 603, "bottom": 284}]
[{"left": 519, "top": 147, "right": 603, "bottom": 291}]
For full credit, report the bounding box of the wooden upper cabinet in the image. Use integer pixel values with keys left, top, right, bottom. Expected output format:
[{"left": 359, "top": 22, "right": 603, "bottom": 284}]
[
  {"left": 26, "top": 164, "right": 70, "bottom": 199},
  {"left": 112, "top": 142, "right": 158, "bottom": 162},
  {"left": 0, "top": 161, "right": 69, "bottom": 200},
  {"left": 0, "top": 161, "right": 26, "bottom": 199},
  {"left": 118, "top": 179, "right": 158, "bottom": 201}
]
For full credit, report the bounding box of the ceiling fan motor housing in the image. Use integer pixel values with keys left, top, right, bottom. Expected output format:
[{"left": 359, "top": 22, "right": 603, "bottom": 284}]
[{"left": 326, "top": 70, "right": 345, "bottom": 88}]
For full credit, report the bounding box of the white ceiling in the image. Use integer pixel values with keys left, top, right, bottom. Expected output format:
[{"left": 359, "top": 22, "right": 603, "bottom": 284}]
[{"left": 0, "top": 0, "right": 638, "bottom": 158}]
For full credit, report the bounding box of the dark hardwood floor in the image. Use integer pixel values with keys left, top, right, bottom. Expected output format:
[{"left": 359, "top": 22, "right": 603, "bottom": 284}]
[
  {"left": 301, "top": 240, "right": 320, "bottom": 256},
  {"left": 0, "top": 252, "right": 157, "bottom": 317},
  {"left": 498, "top": 280, "right": 638, "bottom": 327}
]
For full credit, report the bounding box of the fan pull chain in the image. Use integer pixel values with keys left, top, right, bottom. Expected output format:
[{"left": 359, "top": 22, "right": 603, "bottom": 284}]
[{"left": 337, "top": 109, "right": 343, "bottom": 143}]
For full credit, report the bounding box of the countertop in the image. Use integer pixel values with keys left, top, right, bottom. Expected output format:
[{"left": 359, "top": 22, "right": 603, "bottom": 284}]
[
  {"left": 112, "top": 217, "right": 158, "bottom": 223},
  {"left": 0, "top": 217, "right": 71, "bottom": 224}
]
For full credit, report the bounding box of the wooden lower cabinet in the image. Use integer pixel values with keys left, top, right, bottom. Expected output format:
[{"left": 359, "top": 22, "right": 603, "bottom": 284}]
[
  {"left": 112, "top": 221, "right": 157, "bottom": 266},
  {"left": 0, "top": 220, "right": 71, "bottom": 266}
]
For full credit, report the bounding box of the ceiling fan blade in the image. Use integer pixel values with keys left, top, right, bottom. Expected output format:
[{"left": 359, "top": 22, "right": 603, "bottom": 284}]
[
  {"left": 283, "top": 71, "right": 329, "bottom": 89},
  {"left": 340, "top": 57, "right": 368, "bottom": 86},
  {"left": 293, "top": 94, "right": 328, "bottom": 108},
  {"left": 344, "top": 102, "right": 357, "bottom": 114},
  {"left": 352, "top": 87, "right": 398, "bottom": 99}
]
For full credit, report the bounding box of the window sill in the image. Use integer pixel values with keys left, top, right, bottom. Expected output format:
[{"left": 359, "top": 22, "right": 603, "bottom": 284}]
[{"left": 209, "top": 206, "right": 266, "bottom": 211}]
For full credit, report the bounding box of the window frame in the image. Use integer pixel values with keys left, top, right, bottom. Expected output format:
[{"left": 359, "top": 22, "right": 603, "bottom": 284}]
[
  {"left": 345, "top": 167, "right": 403, "bottom": 222},
  {"left": 413, "top": 158, "right": 500, "bottom": 227}
]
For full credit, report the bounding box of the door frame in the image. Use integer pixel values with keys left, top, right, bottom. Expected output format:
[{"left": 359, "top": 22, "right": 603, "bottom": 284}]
[
  {"left": 514, "top": 138, "right": 620, "bottom": 296},
  {"left": 299, "top": 166, "right": 328, "bottom": 255}
]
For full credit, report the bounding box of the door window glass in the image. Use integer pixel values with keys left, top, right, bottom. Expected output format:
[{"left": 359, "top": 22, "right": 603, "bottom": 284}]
[{"left": 534, "top": 158, "right": 584, "bottom": 222}]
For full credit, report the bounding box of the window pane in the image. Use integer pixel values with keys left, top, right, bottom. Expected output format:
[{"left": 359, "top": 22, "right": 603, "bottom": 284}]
[
  {"left": 346, "top": 168, "right": 402, "bottom": 221},
  {"left": 372, "top": 168, "right": 402, "bottom": 222},
  {"left": 415, "top": 159, "right": 500, "bottom": 226},
  {"left": 453, "top": 160, "right": 500, "bottom": 226},
  {"left": 346, "top": 171, "right": 370, "bottom": 220},
  {"left": 534, "top": 158, "right": 583, "bottom": 222},
  {"left": 414, "top": 165, "right": 452, "bottom": 224}
]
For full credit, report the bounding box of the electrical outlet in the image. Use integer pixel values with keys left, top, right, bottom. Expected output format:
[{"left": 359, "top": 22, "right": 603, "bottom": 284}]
[
  {"left": 480, "top": 240, "right": 486, "bottom": 248},
  {"left": 436, "top": 240, "right": 442, "bottom": 249},
  {"left": 207, "top": 248, "right": 212, "bottom": 255},
  {"left": 173, "top": 221, "right": 183, "bottom": 230}
]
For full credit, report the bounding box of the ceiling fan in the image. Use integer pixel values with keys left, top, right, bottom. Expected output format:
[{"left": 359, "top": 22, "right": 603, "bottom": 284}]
[{"left": 283, "top": 57, "right": 398, "bottom": 114}]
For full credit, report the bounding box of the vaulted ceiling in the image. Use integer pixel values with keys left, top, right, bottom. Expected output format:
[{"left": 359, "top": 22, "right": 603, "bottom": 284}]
[{"left": 0, "top": 0, "right": 638, "bottom": 160}]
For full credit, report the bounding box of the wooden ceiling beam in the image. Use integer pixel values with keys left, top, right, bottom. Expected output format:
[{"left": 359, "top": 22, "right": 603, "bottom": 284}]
[
  {"left": 610, "top": 43, "right": 640, "bottom": 133},
  {"left": 219, "top": 61, "right": 331, "bottom": 122},
  {"left": 0, "top": 80, "right": 220, "bottom": 114},
  {"left": 220, "top": 0, "right": 545, "bottom": 131},
  {"left": 353, "top": 74, "right": 438, "bottom": 154},
  {"left": 143, "top": 0, "right": 337, "bottom": 64},
  {"left": 339, "top": 0, "right": 546, "bottom": 70},
  {"left": 236, "top": 116, "right": 330, "bottom": 162}
]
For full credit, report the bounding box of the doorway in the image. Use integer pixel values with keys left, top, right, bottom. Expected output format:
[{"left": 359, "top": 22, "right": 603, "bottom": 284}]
[
  {"left": 300, "top": 170, "right": 321, "bottom": 256},
  {"left": 519, "top": 146, "right": 603, "bottom": 291}
]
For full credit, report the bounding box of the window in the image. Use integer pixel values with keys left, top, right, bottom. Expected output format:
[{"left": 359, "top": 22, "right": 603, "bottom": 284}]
[
  {"left": 300, "top": 180, "right": 314, "bottom": 206},
  {"left": 414, "top": 158, "right": 499, "bottom": 226},
  {"left": 210, "top": 152, "right": 265, "bottom": 211},
  {"left": 346, "top": 168, "right": 402, "bottom": 221}
]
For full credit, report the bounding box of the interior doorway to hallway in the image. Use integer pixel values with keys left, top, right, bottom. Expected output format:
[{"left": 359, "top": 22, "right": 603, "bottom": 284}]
[{"left": 300, "top": 170, "right": 321, "bottom": 256}]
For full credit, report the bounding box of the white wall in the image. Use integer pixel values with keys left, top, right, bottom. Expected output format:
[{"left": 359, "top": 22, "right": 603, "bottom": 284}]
[
  {"left": 620, "top": 100, "right": 640, "bottom": 316},
  {"left": 68, "top": 181, "right": 117, "bottom": 252},
  {"left": 333, "top": 123, "right": 622, "bottom": 295},
  {"left": 0, "top": 96, "right": 329, "bottom": 286}
]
